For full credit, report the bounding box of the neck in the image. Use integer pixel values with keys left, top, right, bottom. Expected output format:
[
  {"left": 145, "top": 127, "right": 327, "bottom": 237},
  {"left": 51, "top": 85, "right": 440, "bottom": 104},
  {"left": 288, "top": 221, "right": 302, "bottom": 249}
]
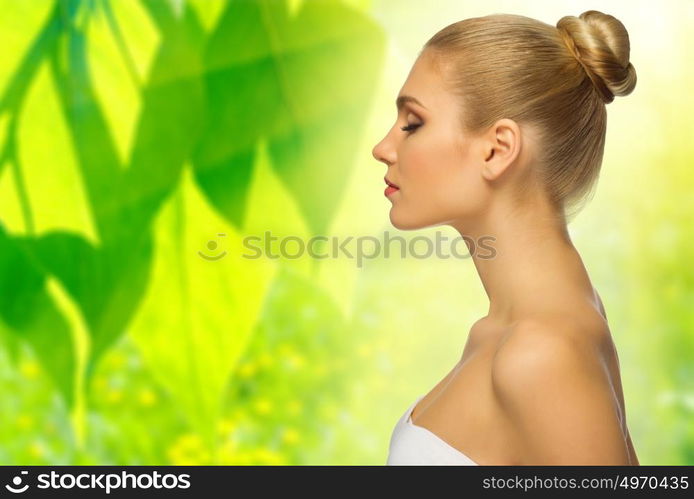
[{"left": 450, "top": 197, "right": 595, "bottom": 326}]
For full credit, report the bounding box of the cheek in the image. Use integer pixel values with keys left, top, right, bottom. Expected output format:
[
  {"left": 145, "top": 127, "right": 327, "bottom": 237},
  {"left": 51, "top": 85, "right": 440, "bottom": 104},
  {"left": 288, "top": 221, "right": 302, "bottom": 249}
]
[
  {"left": 404, "top": 139, "right": 470, "bottom": 194},
  {"left": 402, "top": 137, "right": 453, "bottom": 184},
  {"left": 418, "top": 146, "right": 485, "bottom": 213}
]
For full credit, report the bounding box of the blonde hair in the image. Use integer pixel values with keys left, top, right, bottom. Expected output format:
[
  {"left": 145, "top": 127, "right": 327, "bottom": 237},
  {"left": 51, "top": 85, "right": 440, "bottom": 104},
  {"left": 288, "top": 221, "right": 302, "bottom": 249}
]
[{"left": 422, "top": 10, "right": 637, "bottom": 221}]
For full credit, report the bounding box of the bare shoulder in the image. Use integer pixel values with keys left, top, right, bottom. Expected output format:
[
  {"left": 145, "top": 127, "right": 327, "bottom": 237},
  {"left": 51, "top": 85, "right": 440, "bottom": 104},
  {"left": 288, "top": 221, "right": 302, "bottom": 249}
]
[
  {"left": 491, "top": 318, "right": 604, "bottom": 403},
  {"left": 490, "top": 317, "right": 630, "bottom": 465}
]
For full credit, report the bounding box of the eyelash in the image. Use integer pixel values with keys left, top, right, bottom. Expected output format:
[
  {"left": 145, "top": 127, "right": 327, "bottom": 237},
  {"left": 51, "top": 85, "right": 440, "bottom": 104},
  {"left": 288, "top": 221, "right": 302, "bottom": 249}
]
[{"left": 400, "top": 123, "right": 422, "bottom": 133}]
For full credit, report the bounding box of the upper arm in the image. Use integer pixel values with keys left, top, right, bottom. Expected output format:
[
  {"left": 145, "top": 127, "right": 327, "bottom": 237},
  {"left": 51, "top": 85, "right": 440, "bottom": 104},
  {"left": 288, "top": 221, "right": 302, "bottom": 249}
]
[{"left": 492, "top": 327, "right": 630, "bottom": 465}]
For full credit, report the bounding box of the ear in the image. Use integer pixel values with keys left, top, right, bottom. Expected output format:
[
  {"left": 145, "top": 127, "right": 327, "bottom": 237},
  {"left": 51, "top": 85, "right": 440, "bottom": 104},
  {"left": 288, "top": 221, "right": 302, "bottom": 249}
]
[{"left": 480, "top": 118, "right": 522, "bottom": 181}]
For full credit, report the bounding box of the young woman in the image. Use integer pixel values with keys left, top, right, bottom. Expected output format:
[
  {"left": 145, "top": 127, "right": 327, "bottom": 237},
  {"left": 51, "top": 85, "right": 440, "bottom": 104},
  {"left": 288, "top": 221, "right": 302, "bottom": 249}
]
[{"left": 373, "top": 10, "right": 639, "bottom": 465}]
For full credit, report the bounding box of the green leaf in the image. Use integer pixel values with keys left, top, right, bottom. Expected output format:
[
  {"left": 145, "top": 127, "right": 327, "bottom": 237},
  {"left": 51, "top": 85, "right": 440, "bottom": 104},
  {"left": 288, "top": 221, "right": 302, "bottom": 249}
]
[
  {"left": 17, "top": 59, "right": 99, "bottom": 243},
  {"left": 0, "top": 224, "right": 75, "bottom": 406},
  {"left": 0, "top": 0, "right": 55, "bottom": 104},
  {"left": 86, "top": 0, "right": 159, "bottom": 167},
  {"left": 43, "top": 0, "right": 207, "bottom": 372},
  {"left": 129, "top": 164, "right": 276, "bottom": 446},
  {"left": 193, "top": 0, "right": 385, "bottom": 235}
]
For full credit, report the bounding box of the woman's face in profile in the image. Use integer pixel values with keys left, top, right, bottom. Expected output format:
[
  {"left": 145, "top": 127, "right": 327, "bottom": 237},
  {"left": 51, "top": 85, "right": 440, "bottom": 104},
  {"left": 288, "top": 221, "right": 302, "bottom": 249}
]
[{"left": 372, "top": 51, "right": 489, "bottom": 231}]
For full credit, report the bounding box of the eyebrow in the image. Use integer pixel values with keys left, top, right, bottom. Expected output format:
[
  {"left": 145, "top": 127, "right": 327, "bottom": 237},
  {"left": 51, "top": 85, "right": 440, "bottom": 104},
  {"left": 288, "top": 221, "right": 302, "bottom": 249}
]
[{"left": 396, "top": 95, "right": 427, "bottom": 111}]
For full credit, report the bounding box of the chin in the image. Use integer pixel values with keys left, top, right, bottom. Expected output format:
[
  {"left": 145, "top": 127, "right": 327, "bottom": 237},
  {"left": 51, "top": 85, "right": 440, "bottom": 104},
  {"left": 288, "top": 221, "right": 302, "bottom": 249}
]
[{"left": 389, "top": 211, "right": 434, "bottom": 231}]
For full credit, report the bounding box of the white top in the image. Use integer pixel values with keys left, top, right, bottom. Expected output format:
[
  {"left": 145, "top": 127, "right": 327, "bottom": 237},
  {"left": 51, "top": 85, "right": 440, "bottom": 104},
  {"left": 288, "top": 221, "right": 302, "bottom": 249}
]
[{"left": 386, "top": 395, "right": 479, "bottom": 465}]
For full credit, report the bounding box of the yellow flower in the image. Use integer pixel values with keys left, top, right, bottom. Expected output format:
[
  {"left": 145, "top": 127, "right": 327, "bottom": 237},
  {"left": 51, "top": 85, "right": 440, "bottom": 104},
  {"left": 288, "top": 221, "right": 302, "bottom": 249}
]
[
  {"left": 285, "top": 352, "right": 305, "bottom": 370},
  {"left": 321, "top": 404, "right": 338, "bottom": 420},
  {"left": 167, "top": 433, "right": 211, "bottom": 465},
  {"left": 138, "top": 388, "right": 157, "bottom": 407},
  {"left": 226, "top": 450, "right": 252, "bottom": 465},
  {"left": 259, "top": 352, "right": 273, "bottom": 368},
  {"left": 19, "top": 360, "right": 40, "bottom": 379},
  {"left": 179, "top": 434, "right": 201, "bottom": 448},
  {"left": 357, "top": 343, "right": 373, "bottom": 357},
  {"left": 106, "top": 352, "right": 127, "bottom": 370},
  {"left": 237, "top": 362, "right": 257, "bottom": 378},
  {"left": 17, "top": 414, "right": 34, "bottom": 430},
  {"left": 28, "top": 440, "right": 44, "bottom": 459},
  {"left": 94, "top": 376, "right": 109, "bottom": 391},
  {"left": 281, "top": 427, "right": 300, "bottom": 445},
  {"left": 287, "top": 400, "right": 302, "bottom": 416},
  {"left": 216, "top": 418, "right": 236, "bottom": 435},
  {"left": 253, "top": 398, "right": 272, "bottom": 415},
  {"left": 277, "top": 343, "right": 292, "bottom": 356},
  {"left": 252, "top": 448, "right": 284, "bottom": 464},
  {"left": 107, "top": 389, "right": 123, "bottom": 403}
]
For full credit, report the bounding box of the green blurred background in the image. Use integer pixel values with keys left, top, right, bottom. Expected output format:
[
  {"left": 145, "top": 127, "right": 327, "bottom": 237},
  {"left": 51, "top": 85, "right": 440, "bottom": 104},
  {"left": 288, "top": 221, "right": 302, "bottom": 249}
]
[{"left": 0, "top": 0, "right": 691, "bottom": 465}]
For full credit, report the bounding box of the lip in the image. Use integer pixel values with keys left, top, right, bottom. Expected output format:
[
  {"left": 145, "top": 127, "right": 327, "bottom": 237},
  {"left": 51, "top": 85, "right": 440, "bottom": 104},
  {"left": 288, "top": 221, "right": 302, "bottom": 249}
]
[
  {"left": 385, "top": 185, "right": 399, "bottom": 197},
  {"left": 384, "top": 177, "right": 399, "bottom": 188}
]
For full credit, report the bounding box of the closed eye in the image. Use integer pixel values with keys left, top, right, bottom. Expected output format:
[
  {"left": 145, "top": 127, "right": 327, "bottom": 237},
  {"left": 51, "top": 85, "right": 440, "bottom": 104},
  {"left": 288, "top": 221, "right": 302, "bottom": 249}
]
[{"left": 400, "top": 123, "right": 422, "bottom": 133}]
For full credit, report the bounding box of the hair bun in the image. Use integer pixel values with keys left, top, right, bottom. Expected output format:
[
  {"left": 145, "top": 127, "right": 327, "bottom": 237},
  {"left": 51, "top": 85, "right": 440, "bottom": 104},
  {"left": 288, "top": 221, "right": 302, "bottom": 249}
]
[{"left": 556, "top": 10, "right": 637, "bottom": 104}]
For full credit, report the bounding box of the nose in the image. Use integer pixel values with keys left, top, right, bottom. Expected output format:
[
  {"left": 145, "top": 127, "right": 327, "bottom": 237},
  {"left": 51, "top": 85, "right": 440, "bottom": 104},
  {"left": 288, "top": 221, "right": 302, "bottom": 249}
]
[{"left": 372, "top": 134, "right": 395, "bottom": 166}]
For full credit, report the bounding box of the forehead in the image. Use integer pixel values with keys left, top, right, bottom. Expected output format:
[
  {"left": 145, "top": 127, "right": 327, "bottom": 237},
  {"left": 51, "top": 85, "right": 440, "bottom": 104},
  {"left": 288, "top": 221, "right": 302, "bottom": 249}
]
[{"left": 397, "top": 52, "right": 451, "bottom": 111}]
